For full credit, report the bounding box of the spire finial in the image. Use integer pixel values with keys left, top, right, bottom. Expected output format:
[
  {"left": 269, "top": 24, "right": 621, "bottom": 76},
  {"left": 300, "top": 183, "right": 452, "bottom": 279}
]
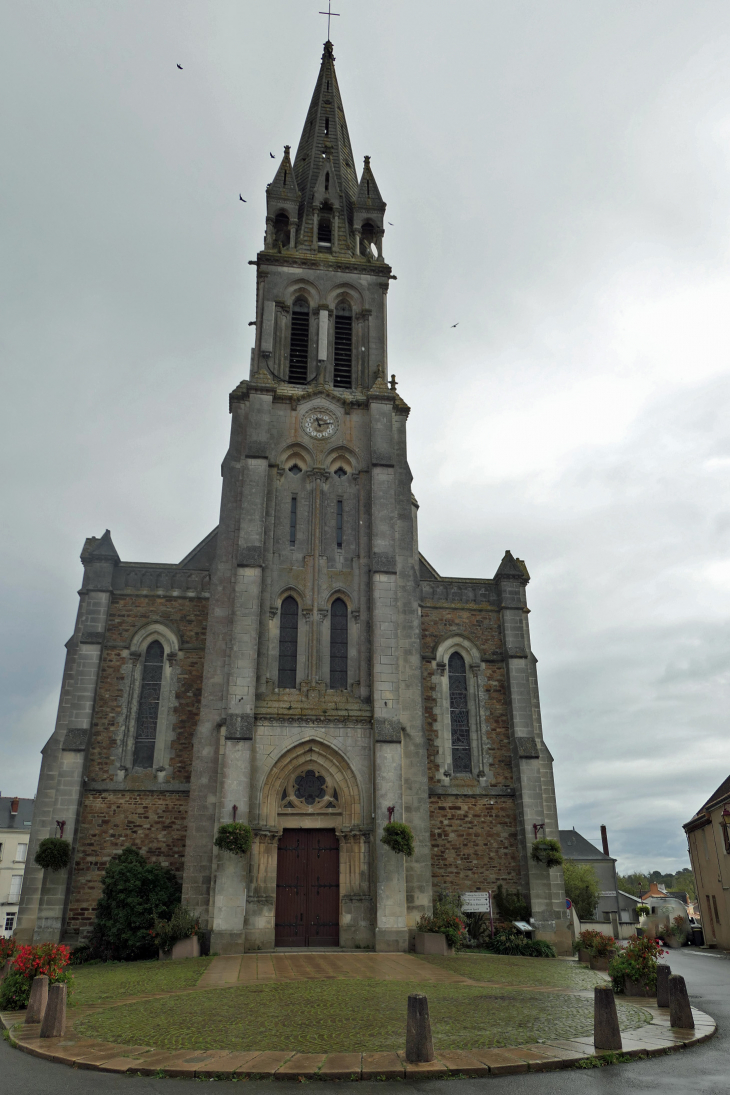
[{"left": 319, "top": 1, "right": 340, "bottom": 40}]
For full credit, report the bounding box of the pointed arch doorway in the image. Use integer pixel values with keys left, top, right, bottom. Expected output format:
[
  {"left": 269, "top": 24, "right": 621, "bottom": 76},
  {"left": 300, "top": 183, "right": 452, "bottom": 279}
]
[{"left": 275, "top": 828, "right": 339, "bottom": 947}]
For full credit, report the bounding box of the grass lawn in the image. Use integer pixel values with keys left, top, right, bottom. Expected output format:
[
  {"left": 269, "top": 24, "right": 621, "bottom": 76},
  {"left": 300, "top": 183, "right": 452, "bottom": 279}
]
[
  {"left": 70, "top": 957, "right": 212, "bottom": 1006},
  {"left": 75, "top": 979, "right": 651, "bottom": 1054},
  {"left": 416, "top": 953, "right": 607, "bottom": 990}
]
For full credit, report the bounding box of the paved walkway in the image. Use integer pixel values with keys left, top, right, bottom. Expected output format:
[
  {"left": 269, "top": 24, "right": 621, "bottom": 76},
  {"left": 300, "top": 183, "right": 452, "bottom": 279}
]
[{"left": 197, "top": 951, "right": 472, "bottom": 987}]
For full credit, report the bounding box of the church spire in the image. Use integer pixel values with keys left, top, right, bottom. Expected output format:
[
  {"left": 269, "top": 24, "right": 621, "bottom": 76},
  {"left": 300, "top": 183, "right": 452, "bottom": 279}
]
[{"left": 291, "top": 41, "right": 360, "bottom": 252}]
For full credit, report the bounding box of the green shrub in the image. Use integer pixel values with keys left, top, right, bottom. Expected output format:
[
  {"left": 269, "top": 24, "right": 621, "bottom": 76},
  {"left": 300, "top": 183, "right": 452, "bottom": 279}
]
[
  {"left": 34, "top": 837, "right": 71, "bottom": 871},
  {"left": 483, "top": 927, "right": 556, "bottom": 958},
  {"left": 563, "top": 859, "right": 601, "bottom": 920},
  {"left": 214, "top": 823, "right": 252, "bottom": 857},
  {"left": 531, "top": 838, "right": 564, "bottom": 868},
  {"left": 609, "top": 935, "right": 665, "bottom": 993},
  {"left": 87, "top": 846, "right": 181, "bottom": 961},
  {"left": 493, "top": 884, "right": 530, "bottom": 921},
  {"left": 416, "top": 891, "right": 468, "bottom": 949},
  {"left": 573, "top": 928, "right": 604, "bottom": 954},
  {"left": 153, "top": 905, "right": 199, "bottom": 953},
  {"left": 380, "top": 822, "right": 414, "bottom": 857}
]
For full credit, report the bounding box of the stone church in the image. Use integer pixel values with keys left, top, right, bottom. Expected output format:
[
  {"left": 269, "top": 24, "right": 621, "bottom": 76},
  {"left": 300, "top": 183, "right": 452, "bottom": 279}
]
[{"left": 17, "top": 42, "right": 569, "bottom": 954}]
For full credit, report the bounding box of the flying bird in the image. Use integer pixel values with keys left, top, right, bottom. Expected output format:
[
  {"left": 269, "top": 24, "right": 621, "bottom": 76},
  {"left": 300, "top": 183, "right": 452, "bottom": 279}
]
[
  {"left": 176, "top": 64, "right": 183, "bottom": 70},
  {"left": 388, "top": 222, "right": 394, "bottom": 225},
  {"left": 239, "top": 194, "right": 247, "bottom": 202},
  {"left": 451, "top": 323, "right": 459, "bottom": 328},
  {"left": 270, "top": 152, "right": 275, "bottom": 158}
]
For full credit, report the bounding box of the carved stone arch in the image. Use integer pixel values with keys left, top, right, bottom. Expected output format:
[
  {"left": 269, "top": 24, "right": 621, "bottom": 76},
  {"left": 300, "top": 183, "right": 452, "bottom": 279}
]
[
  {"left": 433, "top": 632, "right": 482, "bottom": 668},
  {"left": 278, "top": 441, "right": 315, "bottom": 473},
  {"left": 284, "top": 278, "right": 320, "bottom": 309},
  {"left": 323, "top": 444, "right": 360, "bottom": 476},
  {"left": 274, "top": 584, "right": 306, "bottom": 610},
  {"left": 128, "top": 619, "right": 181, "bottom": 656},
  {"left": 327, "top": 283, "right": 364, "bottom": 311},
  {"left": 325, "top": 587, "right": 355, "bottom": 611},
  {"left": 259, "top": 738, "right": 363, "bottom": 831}
]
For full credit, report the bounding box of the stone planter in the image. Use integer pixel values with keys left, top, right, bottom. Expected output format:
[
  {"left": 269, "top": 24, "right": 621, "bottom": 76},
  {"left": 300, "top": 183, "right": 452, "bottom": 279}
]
[
  {"left": 589, "top": 953, "right": 614, "bottom": 972},
  {"left": 159, "top": 935, "right": 200, "bottom": 961},
  {"left": 578, "top": 948, "right": 591, "bottom": 965},
  {"left": 414, "top": 932, "right": 454, "bottom": 957},
  {"left": 624, "top": 978, "right": 654, "bottom": 997},
  {"left": 665, "top": 934, "right": 683, "bottom": 949}
]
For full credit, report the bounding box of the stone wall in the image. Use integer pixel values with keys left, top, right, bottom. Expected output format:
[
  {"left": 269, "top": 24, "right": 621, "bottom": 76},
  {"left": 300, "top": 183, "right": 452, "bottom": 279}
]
[
  {"left": 65, "top": 591, "right": 208, "bottom": 939},
  {"left": 420, "top": 597, "right": 523, "bottom": 899}
]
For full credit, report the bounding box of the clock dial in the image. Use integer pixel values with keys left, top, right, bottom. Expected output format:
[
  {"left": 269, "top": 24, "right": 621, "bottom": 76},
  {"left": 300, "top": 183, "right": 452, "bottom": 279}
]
[{"left": 301, "top": 407, "right": 339, "bottom": 440}]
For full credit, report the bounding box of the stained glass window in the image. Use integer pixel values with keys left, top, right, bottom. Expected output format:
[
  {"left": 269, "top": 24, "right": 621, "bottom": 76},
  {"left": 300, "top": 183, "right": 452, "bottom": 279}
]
[
  {"left": 330, "top": 598, "right": 348, "bottom": 689},
  {"left": 278, "top": 596, "right": 299, "bottom": 688},
  {"left": 448, "top": 652, "right": 472, "bottom": 774},
  {"left": 133, "top": 641, "right": 164, "bottom": 768}
]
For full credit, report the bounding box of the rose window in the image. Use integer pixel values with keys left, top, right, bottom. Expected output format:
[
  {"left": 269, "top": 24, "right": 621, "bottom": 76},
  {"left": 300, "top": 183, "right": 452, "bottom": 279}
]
[{"left": 280, "top": 767, "right": 339, "bottom": 811}]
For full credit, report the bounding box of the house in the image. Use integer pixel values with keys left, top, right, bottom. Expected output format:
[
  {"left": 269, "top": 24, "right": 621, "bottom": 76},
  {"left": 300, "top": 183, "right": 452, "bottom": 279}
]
[
  {"left": 0, "top": 796, "right": 34, "bottom": 937},
  {"left": 559, "top": 829, "right": 640, "bottom": 934},
  {"left": 684, "top": 775, "right": 730, "bottom": 947}
]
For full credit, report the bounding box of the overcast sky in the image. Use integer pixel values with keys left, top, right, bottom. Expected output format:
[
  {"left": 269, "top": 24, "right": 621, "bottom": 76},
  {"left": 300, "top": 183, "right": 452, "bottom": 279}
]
[{"left": 3, "top": 0, "right": 730, "bottom": 873}]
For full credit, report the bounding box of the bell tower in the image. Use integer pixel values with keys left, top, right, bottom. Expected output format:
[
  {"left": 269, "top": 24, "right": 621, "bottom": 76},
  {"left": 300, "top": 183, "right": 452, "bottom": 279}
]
[{"left": 182, "top": 41, "right": 432, "bottom": 953}]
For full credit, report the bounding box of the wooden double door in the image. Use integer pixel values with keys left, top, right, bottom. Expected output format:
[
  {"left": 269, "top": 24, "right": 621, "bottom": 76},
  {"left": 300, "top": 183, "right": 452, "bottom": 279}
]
[{"left": 275, "top": 829, "right": 340, "bottom": 947}]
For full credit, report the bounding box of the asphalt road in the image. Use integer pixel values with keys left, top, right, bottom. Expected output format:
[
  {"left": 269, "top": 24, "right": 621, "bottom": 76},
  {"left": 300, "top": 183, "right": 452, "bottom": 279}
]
[{"left": 1, "top": 948, "right": 726, "bottom": 1093}]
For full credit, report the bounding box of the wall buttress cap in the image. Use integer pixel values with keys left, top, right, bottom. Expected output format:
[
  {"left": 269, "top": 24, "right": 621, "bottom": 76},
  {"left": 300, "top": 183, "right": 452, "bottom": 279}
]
[
  {"left": 81, "top": 529, "right": 120, "bottom": 565},
  {"left": 493, "top": 550, "right": 529, "bottom": 582}
]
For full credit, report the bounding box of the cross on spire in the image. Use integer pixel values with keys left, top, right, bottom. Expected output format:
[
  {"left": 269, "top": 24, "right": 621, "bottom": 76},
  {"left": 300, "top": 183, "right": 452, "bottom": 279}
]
[{"left": 319, "top": 1, "right": 340, "bottom": 40}]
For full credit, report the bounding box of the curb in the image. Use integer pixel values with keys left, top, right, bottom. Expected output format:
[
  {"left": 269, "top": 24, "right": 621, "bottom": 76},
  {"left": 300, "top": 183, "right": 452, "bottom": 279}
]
[{"left": 1, "top": 1001, "right": 716, "bottom": 1080}]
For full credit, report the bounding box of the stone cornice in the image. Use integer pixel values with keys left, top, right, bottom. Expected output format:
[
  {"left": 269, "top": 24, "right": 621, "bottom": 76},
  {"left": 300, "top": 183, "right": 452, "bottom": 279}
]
[{"left": 252, "top": 252, "right": 394, "bottom": 281}]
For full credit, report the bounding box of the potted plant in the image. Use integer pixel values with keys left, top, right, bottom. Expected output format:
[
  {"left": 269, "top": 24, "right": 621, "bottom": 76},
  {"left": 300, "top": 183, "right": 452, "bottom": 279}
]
[
  {"left": 214, "top": 822, "right": 252, "bottom": 856},
  {"left": 380, "top": 822, "right": 414, "bottom": 857},
  {"left": 415, "top": 893, "right": 466, "bottom": 955},
  {"left": 530, "top": 839, "right": 563, "bottom": 868},
  {"left": 609, "top": 935, "right": 666, "bottom": 996},
  {"left": 34, "top": 837, "right": 71, "bottom": 872},
  {"left": 573, "top": 929, "right": 602, "bottom": 965},
  {"left": 665, "top": 914, "right": 688, "bottom": 949},
  {"left": 588, "top": 932, "right": 616, "bottom": 971},
  {"left": 153, "top": 905, "right": 200, "bottom": 961}
]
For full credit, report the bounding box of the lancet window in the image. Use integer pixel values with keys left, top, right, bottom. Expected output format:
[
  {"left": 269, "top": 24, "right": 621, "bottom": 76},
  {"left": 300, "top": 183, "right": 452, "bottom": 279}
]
[
  {"left": 133, "top": 641, "right": 164, "bottom": 768},
  {"left": 278, "top": 596, "right": 299, "bottom": 688},
  {"left": 330, "top": 598, "right": 348, "bottom": 689},
  {"left": 288, "top": 299, "right": 310, "bottom": 384},
  {"left": 333, "top": 301, "right": 353, "bottom": 387},
  {"left": 448, "top": 652, "right": 472, "bottom": 774}
]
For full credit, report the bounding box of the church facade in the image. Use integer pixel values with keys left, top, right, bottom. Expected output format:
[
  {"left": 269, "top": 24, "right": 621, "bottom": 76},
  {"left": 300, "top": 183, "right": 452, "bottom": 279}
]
[{"left": 17, "top": 42, "right": 569, "bottom": 955}]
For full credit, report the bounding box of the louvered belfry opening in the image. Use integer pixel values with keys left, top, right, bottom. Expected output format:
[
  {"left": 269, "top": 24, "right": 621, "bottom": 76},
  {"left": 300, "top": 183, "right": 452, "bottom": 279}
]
[
  {"left": 133, "top": 640, "right": 164, "bottom": 768},
  {"left": 333, "top": 301, "right": 353, "bottom": 388},
  {"left": 278, "top": 596, "right": 299, "bottom": 688},
  {"left": 448, "top": 652, "right": 472, "bottom": 774},
  {"left": 329, "top": 597, "right": 348, "bottom": 689},
  {"left": 288, "top": 299, "right": 310, "bottom": 384}
]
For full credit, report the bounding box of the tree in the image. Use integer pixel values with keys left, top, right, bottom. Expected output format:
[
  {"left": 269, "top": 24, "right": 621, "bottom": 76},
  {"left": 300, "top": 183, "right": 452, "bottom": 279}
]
[
  {"left": 88, "top": 846, "right": 182, "bottom": 961},
  {"left": 617, "top": 872, "right": 649, "bottom": 897},
  {"left": 671, "top": 868, "right": 696, "bottom": 901},
  {"left": 563, "top": 859, "right": 601, "bottom": 920}
]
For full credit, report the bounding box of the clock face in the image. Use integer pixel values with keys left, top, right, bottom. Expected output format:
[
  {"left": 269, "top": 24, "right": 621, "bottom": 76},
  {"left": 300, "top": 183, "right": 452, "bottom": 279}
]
[{"left": 301, "top": 407, "right": 339, "bottom": 440}]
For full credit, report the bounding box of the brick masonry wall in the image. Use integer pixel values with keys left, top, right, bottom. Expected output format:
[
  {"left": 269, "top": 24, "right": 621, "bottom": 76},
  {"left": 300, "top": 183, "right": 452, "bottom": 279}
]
[
  {"left": 67, "top": 592, "right": 209, "bottom": 937},
  {"left": 66, "top": 790, "right": 189, "bottom": 938},
  {"left": 421, "top": 601, "right": 522, "bottom": 896}
]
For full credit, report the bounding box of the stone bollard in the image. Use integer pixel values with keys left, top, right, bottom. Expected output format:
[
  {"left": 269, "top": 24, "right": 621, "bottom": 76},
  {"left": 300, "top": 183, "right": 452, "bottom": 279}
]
[
  {"left": 25, "top": 975, "right": 49, "bottom": 1025},
  {"left": 594, "top": 984, "right": 622, "bottom": 1051},
  {"left": 669, "top": 974, "right": 695, "bottom": 1030},
  {"left": 406, "top": 992, "right": 434, "bottom": 1063},
  {"left": 39, "top": 982, "right": 66, "bottom": 1038},
  {"left": 656, "top": 964, "right": 671, "bottom": 1008}
]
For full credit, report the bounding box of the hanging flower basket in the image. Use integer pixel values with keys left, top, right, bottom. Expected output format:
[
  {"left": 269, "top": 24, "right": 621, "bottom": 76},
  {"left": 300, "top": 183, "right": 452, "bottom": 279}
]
[
  {"left": 380, "top": 822, "right": 414, "bottom": 857},
  {"left": 530, "top": 838, "right": 563, "bottom": 868},
  {"left": 214, "top": 822, "right": 252, "bottom": 857},
  {"left": 34, "top": 838, "right": 71, "bottom": 872}
]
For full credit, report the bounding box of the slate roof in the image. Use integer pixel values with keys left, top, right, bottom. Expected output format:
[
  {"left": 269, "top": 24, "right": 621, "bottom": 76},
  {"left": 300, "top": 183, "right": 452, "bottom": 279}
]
[
  {"left": 559, "top": 829, "right": 615, "bottom": 863},
  {"left": 0, "top": 797, "right": 34, "bottom": 830},
  {"left": 684, "top": 772, "right": 730, "bottom": 831}
]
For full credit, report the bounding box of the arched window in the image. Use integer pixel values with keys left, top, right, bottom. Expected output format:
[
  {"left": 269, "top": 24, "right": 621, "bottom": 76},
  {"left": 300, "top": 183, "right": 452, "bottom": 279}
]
[
  {"left": 448, "top": 652, "right": 472, "bottom": 774},
  {"left": 333, "top": 301, "right": 353, "bottom": 388},
  {"left": 273, "top": 211, "right": 289, "bottom": 248},
  {"left": 278, "top": 596, "right": 299, "bottom": 688},
  {"left": 330, "top": 598, "right": 348, "bottom": 689},
  {"left": 288, "top": 299, "right": 309, "bottom": 384},
  {"left": 133, "top": 641, "right": 164, "bottom": 768}
]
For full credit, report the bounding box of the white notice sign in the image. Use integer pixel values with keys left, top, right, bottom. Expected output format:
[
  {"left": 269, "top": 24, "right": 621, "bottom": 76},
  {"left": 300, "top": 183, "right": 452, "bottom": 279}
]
[{"left": 461, "top": 892, "right": 491, "bottom": 913}]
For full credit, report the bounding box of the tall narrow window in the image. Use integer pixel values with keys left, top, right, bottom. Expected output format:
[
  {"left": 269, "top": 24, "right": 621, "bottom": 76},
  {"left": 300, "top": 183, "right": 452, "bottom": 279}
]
[
  {"left": 133, "top": 640, "right": 164, "bottom": 768},
  {"left": 324, "top": 117, "right": 330, "bottom": 134},
  {"left": 318, "top": 215, "right": 332, "bottom": 248},
  {"left": 336, "top": 499, "right": 343, "bottom": 549},
  {"left": 288, "top": 298, "right": 309, "bottom": 384},
  {"left": 448, "top": 652, "right": 472, "bottom": 774},
  {"left": 290, "top": 497, "right": 297, "bottom": 546},
  {"left": 333, "top": 301, "right": 353, "bottom": 387},
  {"left": 278, "top": 597, "right": 299, "bottom": 688},
  {"left": 330, "top": 598, "right": 348, "bottom": 689}
]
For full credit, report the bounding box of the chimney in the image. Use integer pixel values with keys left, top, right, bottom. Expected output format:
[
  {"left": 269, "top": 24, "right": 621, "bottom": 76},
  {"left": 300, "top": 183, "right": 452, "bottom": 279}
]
[
  {"left": 600, "top": 824, "right": 610, "bottom": 856},
  {"left": 10, "top": 796, "right": 19, "bottom": 816}
]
